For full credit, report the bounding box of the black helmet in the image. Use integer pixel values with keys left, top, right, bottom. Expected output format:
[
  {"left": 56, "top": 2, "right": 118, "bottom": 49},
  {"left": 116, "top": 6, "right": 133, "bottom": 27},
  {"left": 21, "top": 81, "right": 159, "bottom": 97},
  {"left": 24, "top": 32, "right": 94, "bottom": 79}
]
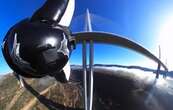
[{"left": 2, "top": 19, "right": 74, "bottom": 78}]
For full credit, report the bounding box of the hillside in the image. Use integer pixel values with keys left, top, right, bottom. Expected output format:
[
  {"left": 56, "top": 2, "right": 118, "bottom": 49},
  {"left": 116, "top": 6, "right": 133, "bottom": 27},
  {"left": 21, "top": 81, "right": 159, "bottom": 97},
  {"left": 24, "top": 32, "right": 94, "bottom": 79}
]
[{"left": 0, "top": 73, "right": 83, "bottom": 110}]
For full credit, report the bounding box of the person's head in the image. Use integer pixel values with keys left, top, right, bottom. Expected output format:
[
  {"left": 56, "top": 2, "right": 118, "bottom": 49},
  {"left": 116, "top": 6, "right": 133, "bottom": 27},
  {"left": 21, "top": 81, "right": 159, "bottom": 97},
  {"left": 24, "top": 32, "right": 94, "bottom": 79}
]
[{"left": 2, "top": 0, "right": 75, "bottom": 78}]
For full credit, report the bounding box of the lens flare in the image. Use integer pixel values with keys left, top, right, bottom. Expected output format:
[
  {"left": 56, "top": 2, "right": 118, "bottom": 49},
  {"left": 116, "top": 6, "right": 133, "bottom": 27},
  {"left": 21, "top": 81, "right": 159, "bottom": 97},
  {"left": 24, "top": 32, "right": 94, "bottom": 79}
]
[{"left": 157, "top": 16, "right": 173, "bottom": 70}]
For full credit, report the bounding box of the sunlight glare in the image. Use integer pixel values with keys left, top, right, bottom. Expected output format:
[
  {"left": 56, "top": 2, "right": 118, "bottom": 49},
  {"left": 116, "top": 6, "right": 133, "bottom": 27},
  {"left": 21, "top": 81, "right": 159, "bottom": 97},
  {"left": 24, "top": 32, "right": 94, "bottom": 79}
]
[
  {"left": 45, "top": 37, "right": 56, "bottom": 47},
  {"left": 158, "top": 16, "right": 173, "bottom": 70}
]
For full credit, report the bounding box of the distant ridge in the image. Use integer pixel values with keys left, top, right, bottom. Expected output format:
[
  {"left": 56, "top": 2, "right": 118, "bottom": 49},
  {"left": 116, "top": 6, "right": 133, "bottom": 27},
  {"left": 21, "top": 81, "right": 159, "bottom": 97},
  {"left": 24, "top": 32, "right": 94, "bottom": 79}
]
[
  {"left": 71, "top": 64, "right": 173, "bottom": 77},
  {"left": 0, "top": 73, "right": 13, "bottom": 84},
  {"left": 95, "top": 64, "right": 173, "bottom": 77}
]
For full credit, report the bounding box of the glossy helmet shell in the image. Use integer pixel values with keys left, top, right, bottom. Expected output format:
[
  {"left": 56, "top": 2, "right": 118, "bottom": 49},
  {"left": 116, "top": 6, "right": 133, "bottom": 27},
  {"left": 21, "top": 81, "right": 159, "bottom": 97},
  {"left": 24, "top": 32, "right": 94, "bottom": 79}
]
[{"left": 2, "top": 19, "right": 73, "bottom": 78}]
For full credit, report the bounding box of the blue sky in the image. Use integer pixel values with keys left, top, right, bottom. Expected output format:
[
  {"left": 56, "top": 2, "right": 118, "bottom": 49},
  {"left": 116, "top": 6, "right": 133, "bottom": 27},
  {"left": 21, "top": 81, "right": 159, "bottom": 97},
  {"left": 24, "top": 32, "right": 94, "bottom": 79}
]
[{"left": 1, "top": 0, "right": 173, "bottom": 74}]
